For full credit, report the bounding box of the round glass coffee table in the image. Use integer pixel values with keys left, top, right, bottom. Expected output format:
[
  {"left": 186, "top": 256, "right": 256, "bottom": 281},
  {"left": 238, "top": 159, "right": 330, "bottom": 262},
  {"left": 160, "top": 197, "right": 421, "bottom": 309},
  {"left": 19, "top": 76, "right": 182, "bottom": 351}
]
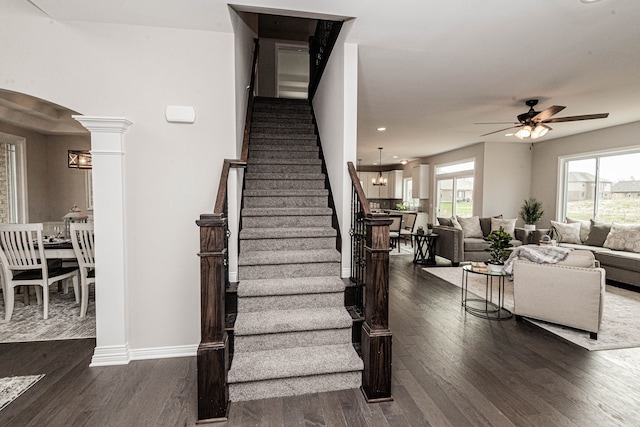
[{"left": 461, "top": 265, "right": 512, "bottom": 320}]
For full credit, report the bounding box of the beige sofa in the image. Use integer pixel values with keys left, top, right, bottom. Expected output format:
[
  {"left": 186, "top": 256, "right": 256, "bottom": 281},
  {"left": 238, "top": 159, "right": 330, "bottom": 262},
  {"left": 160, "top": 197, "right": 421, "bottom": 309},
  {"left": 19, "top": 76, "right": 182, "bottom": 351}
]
[{"left": 512, "top": 250, "right": 606, "bottom": 339}]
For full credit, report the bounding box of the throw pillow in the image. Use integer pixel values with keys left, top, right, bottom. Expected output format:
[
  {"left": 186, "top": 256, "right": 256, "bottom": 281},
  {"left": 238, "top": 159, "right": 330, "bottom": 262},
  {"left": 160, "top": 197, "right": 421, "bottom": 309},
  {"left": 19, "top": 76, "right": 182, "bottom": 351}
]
[
  {"left": 550, "top": 220, "right": 582, "bottom": 244},
  {"left": 490, "top": 217, "right": 516, "bottom": 238},
  {"left": 584, "top": 219, "right": 611, "bottom": 247},
  {"left": 456, "top": 216, "right": 483, "bottom": 238},
  {"left": 566, "top": 217, "right": 590, "bottom": 243},
  {"left": 437, "top": 217, "right": 452, "bottom": 227},
  {"left": 450, "top": 216, "right": 463, "bottom": 230},
  {"left": 603, "top": 223, "right": 640, "bottom": 253},
  {"left": 480, "top": 214, "right": 502, "bottom": 237}
]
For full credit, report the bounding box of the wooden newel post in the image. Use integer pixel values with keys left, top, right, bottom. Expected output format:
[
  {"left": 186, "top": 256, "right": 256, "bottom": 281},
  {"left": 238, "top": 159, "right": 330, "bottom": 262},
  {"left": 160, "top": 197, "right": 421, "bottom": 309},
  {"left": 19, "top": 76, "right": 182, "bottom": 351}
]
[
  {"left": 361, "top": 213, "right": 393, "bottom": 402},
  {"left": 196, "top": 213, "right": 229, "bottom": 422}
]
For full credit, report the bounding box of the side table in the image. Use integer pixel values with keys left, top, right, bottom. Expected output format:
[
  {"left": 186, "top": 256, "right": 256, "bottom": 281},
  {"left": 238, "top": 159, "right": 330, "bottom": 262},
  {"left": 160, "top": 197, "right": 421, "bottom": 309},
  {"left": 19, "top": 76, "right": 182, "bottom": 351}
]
[
  {"left": 461, "top": 265, "right": 512, "bottom": 320},
  {"left": 412, "top": 233, "right": 438, "bottom": 265}
]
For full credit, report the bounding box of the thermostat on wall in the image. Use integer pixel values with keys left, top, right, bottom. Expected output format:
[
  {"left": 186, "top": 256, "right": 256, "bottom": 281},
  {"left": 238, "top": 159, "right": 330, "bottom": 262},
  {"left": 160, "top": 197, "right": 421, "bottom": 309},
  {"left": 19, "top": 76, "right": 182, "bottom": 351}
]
[{"left": 165, "top": 105, "right": 196, "bottom": 123}]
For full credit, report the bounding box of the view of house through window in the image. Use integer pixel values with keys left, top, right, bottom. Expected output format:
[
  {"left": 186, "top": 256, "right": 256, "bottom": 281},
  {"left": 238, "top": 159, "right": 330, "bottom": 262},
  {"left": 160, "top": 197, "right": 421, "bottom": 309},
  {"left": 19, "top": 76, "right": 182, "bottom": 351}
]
[
  {"left": 435, "top": 160, "right": 475, "bottom": 219},
  {"left": 562, "top": 150, "right": 640, "bottom": 223},
  {"left": 0, "top": 141, "right": 19, "bottom": 223}
]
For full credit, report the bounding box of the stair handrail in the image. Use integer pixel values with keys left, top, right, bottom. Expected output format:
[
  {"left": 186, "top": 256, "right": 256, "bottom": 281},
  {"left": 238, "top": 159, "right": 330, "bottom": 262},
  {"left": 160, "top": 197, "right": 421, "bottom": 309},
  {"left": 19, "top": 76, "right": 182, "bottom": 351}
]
[
  {"left": 196, "top": 38, "right": 258, "bottom": 423},
  {"left": 308, "top": 20, "right": 343, "bottom": 100},
  {"left": 347, "top": 161, "right": 393, "bottom": 403}
]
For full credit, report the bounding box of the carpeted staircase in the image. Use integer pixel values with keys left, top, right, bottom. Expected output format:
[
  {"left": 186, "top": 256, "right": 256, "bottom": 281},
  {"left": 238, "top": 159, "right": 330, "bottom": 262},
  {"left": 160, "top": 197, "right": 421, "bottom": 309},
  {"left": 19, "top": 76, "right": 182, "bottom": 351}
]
[{"left": 228, "top": 97, "right": 363, "bottom": 402}]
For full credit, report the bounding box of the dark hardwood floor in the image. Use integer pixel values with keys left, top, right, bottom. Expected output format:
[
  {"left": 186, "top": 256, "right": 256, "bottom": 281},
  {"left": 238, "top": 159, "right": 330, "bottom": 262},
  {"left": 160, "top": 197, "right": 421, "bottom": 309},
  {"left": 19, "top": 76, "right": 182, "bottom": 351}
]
[{"left": 2, "top": 255, "right": 640, "bottom": 426}]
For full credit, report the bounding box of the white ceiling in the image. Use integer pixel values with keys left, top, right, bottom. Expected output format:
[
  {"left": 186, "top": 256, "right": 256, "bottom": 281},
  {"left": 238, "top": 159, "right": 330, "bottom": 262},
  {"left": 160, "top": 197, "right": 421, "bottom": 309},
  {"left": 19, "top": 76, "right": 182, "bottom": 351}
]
[{"left": 25, "top": 0, "right": 640, "bottom": 165}]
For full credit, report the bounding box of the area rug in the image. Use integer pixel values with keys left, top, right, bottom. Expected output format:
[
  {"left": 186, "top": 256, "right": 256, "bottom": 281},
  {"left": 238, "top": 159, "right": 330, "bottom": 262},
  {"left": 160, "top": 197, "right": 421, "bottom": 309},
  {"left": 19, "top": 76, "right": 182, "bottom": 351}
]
[
  {"left": 0, "top": 375, "right": 44, "bottom": 411},
  {"left": 0, "top": 287, "right": 95, "bottom": 343},
  {"left": 422, "top": 266, "right": 640, "bottom": 351}
]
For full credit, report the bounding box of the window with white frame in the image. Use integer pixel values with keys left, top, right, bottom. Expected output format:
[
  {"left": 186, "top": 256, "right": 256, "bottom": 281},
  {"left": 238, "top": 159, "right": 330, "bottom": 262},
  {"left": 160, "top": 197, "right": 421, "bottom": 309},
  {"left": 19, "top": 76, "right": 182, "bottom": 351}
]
[
  {"left": 0, "top": 134, "right": 27, "bottom": 224},
  {"left": 435, "top": 160, "right": 475, "bottom": 219},
  {"left": 560, "top": 149, "right": 640, "bottom": 223}
]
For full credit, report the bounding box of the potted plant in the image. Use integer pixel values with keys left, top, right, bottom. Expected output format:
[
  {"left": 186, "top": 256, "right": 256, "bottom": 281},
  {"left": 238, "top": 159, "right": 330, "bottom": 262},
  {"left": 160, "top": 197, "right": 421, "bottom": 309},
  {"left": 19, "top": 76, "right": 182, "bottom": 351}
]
[
  {"left": 427, "top": 223, "right": 433, "bottom": 234},
  {"left": 519, "top": 197, "right": 544, "bottom": 231},
  {"left": 485, "top": 226, "right": 513, "bottom": 272}
]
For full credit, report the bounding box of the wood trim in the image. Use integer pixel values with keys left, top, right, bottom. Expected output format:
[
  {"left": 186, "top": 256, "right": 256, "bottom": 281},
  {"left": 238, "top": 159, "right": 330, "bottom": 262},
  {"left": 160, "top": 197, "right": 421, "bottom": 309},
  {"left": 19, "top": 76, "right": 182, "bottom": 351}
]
[
  {"left": 347, "top": 161, "right": 372, "bottom": 217},
  {"left": 240, "top": 39, "right": 259, "bottom": 162}
]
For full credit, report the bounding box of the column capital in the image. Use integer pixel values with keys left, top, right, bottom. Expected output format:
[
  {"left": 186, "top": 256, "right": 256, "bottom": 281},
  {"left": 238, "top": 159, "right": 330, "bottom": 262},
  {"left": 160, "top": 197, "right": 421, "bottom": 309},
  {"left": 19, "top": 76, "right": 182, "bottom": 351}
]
[{"left": 72, "top": 115, "right": 133, "bottom": 133}]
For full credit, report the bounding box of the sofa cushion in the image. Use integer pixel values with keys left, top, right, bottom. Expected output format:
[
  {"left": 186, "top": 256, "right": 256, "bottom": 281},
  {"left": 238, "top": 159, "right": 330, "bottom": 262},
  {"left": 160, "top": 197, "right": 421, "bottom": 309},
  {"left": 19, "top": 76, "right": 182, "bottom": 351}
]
[
  {"left": 464, "top": 237, "right": 489, "bottom": 252},
  {"left": 556, "top": 249, "right": 596, "bottom": 268},
  {"left": 566, "top": 217, "right": 590, "bottom": 243},
  {"left": 491, "top": 217, "right": 517, "bottom": 237},
  {"left": 437, "top": 217, "right": 452, "bottom": 227},
  {"left": 480, "top": 215, "right": 502, "bottom": 237},
  {"left": 557, "top": 242, "right": 612, "bottom": 253},
  {"left": 457, "top": 216, "right": 483, "bottom": 238},
  {"left": 603, "top": 223, "right": 640, "bottom": 253},
  {"left": 450, "top": 216, "right": 463, "bottom": 230},
  {"left": 595, "top": 250, "right": 640, "bottom": 273},
  {"left": 551, "top": 220, "right": 582, "bottom": 244},
  {"left": 584, "top": 219, "right": 611, "bottom": 247}
]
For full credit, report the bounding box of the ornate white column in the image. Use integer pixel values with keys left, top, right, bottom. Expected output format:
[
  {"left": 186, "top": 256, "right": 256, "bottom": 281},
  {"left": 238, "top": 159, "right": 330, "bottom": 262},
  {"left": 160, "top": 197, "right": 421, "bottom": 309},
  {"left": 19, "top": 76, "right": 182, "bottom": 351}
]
[{"left": 73, "top": 115, "right": 132, "bottom": 366}]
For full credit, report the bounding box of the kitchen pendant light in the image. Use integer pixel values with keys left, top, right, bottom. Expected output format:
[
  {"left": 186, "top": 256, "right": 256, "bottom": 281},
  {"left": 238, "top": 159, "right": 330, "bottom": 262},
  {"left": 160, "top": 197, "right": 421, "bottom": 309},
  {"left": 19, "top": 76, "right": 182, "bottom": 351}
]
[{"left": 372, "top": 147, "right": 388, "bottom": 186}]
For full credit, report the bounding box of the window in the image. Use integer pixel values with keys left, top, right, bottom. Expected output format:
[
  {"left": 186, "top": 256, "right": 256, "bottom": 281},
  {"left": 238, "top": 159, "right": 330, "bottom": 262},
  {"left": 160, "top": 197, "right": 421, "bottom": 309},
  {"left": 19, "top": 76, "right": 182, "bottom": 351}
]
[
  {"left": 435, "top": 160, "right": 475, "bottom": 218},
  {"left": 0, "top": 134, "right": 27, "bottom": 224},
  {"left": 402, "top": 178, "right": 415, "bottom": 209},
  {"left": 561, "top": 149, "right": 640, "bottom": 223}
]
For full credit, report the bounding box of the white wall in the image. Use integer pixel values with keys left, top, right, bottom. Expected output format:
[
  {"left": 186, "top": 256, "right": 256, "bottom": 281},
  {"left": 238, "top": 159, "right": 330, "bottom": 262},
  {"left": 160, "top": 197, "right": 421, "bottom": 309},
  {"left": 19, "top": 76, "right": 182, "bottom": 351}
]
[
  {"left": 0, "top": 3, "right": 238, "bottom": 351},
  {"left": 482, "top": 141, "right": 532, "bottom": 223},
  {"left": 312, "top": 21, "right": 357, "bottom": 277},
  {"left": 532, "top": 121, "right": 640, "bottom": 227}
]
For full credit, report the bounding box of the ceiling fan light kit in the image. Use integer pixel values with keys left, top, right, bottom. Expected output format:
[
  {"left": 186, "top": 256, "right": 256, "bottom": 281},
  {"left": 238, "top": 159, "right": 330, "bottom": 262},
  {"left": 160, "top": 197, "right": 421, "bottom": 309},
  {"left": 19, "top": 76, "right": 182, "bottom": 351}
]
[{"left": 479, "top": 99, "right": 609, "bottom": 141}]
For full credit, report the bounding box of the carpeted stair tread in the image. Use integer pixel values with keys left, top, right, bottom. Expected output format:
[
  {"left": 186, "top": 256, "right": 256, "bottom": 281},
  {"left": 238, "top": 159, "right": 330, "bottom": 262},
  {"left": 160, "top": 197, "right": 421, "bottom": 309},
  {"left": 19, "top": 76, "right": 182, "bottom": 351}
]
[
  {"left": 228, "top": 344, "right": 362, "bottom": 384},
  {"left": 249, "top": 144, "right": 318, "bottom": 152},
  {"left": 239, "top": 249, "right": 340, "bottom": 266},
  {"left": 241, "top": 207, "right": 332, "bottom": 217},
  {"left": 239, "top": 227, "right": 336, "bottom": 240},
  {"left": 244, "top": 189, "right": 328, "bottom": 197},
  {"left": 247, "top": 158, "right": 321, "bottom": 165},
  {"left": 234, "top": 307, "right": 352, "bottom": 336},
  {"left": 245, "top": 173, "right": 325, "bottom": 180},
  {"left": 237, "top": 276, "right": 346, "bottom": 297},
  {"left": 250, "top": 133, "right": 317, "bottom": 140}
]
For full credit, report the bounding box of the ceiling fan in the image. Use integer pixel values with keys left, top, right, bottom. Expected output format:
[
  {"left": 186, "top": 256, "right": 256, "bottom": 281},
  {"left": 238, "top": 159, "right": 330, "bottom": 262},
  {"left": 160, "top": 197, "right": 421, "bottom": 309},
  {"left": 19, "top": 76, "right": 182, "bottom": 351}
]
[{"left": 478, "top": 99, "right": 609, "bottom": 140}]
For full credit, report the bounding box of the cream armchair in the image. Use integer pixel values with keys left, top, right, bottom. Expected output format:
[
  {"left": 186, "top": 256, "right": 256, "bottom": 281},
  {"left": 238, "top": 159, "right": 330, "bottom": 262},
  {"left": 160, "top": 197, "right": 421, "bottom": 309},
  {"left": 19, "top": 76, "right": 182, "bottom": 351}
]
[{"left": 512, "top": 250, "right": 606, "bottom": 339}]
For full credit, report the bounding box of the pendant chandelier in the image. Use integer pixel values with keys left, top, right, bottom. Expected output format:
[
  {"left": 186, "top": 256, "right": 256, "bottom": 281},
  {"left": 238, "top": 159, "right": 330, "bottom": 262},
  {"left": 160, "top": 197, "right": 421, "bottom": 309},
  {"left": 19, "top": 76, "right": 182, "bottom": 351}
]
[{"left": 372, "top": 147, "right": 387, "bottom": 186}]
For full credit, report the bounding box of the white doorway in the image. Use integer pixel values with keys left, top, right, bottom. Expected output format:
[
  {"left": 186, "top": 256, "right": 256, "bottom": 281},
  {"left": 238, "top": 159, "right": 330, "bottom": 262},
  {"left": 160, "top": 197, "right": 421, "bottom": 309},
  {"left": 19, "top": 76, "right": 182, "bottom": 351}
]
[{"left": 276, "top": 43, "right": 309, "bottom": 99}]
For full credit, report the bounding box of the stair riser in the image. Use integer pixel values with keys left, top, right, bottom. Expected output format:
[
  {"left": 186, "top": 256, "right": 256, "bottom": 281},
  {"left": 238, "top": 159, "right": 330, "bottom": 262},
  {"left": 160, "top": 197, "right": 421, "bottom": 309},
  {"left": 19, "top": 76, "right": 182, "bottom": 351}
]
[
  {"left": 234, "top": 328, "right": 351, "bottom": 353},
  {"left": 237, "top": 292, "right": 345, "bottom": 313},
  {"left": 247, "top": 164, "right": 323, "bottom": 174},
  {"left": 245, "top": 179, "right": 325, "bottom": 190},
  {"left": 243, "top": 196, "right": 327, "bottom": 208},
  {"left": 251, "top": 126, "right": 315, "bottom": 135},
  {"left": 251, "top": 134, "right": 316, "bottom": 141},
  {"left": 252, "top": 117, "right": 313, "bottom": 125},
  {"left": 253, "top": 105, "right": 311, "bottom": 113},
  {"left": 240, "top": 237, "right": 336, "bottom": 252},
  {"left": 249, "top": 151, "right": 318, "bottom": 160},
  {"left": 239, "top": 262, "right": 340, "bottom": 280},
  {"left": 229, "top": 371, "right": 361, "bottom": 402},
  {"left": 243, "top": 215, "right": 332, "bottom": 228}
]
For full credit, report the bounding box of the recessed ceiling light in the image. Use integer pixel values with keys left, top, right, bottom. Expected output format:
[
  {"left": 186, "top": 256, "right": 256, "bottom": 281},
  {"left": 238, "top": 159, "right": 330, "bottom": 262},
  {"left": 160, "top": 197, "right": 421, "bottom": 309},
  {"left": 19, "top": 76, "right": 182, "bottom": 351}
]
[
  {"left": 580, "top": 0, "right": 601, "bottom": 3},
  {"left": 376, "top": 127, "right": 386, "bottom": 131},
  {"left": 373, "top": 162, "right": 378, "bottom": 165},
  {"left": 505, "top": 133, "right": 514, "bottom": 137},
  {"left": 392, "top": 155, "right": 398, "bottom": 159},
  {"left": 400, "top": 160, "right": 408, "bottom": 165}
]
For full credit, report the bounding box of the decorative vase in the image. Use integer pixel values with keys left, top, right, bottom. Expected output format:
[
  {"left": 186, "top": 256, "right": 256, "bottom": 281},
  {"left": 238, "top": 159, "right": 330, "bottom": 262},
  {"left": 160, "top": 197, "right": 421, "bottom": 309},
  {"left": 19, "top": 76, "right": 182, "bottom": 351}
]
[
  {"left": 523, "top": 224, "right": 536, "bottom": 231},
  {"left": 487, "top": 263, "right": 504, "bottom": 273},
  {"left": 416, "top": 226, "right": 424, "bottom": 235}
]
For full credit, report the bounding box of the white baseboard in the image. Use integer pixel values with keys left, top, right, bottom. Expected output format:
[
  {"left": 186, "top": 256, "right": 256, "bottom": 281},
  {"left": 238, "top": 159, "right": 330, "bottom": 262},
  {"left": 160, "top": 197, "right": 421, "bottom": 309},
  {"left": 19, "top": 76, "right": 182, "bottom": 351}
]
[
  {"left": 342, "top": 267, "right": 351, "bottom": 279},
  {"left": 90, "top": 344, "right": 131, "bottom": 367},
  {"left": 229, "top": 271, "right": 238, "bottom": 282},
  {"left": 129, "top": 344, "right": 198, "bottom": 361}
]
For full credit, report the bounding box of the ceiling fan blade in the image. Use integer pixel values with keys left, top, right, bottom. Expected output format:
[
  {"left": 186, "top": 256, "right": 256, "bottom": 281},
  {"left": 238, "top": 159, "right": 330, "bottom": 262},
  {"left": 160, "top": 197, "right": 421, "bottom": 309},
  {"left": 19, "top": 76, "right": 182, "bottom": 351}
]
[
  {"left": 480, "top": 125, "right": 520, "bottom": 137},
  {"left": 531, "top": 105, "right": 566, "bottom": 122},
  {"left": 474, "top": 122, "right": 519, "bottom": 125},
  {"left": 544, "top": 113, "right": 609, "bottom": 123}
]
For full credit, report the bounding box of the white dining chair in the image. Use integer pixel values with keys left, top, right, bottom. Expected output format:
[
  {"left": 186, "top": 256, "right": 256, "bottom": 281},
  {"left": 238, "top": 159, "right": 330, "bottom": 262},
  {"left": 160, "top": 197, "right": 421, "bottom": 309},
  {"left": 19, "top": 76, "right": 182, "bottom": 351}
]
[
  {"left": 0, "top": 223, "right": 79, "bottom": 321},
  {"left": 70, "top": 223, "right": 95, "bottom": 317}
]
